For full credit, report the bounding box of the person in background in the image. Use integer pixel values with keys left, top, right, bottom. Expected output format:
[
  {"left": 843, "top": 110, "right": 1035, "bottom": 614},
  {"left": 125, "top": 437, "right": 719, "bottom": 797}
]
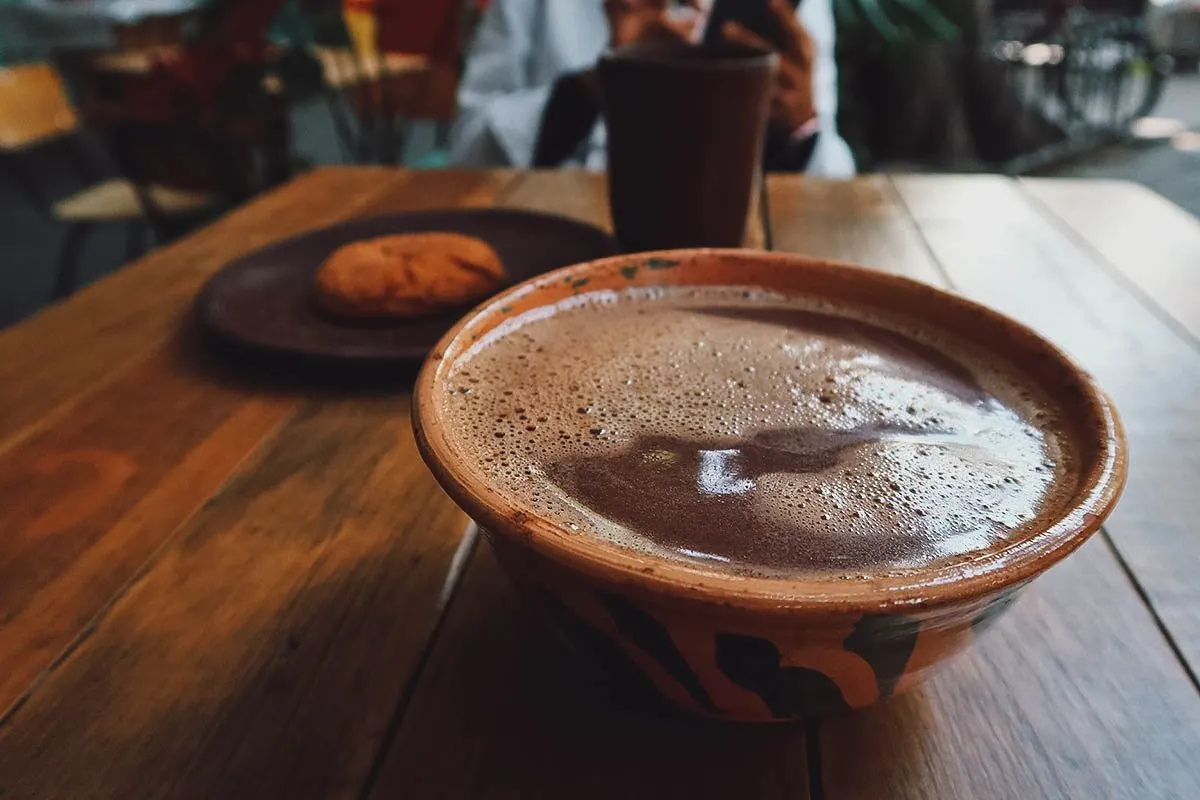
[{"left": 448, "top": 0, "right": 855, "bottom": 177}]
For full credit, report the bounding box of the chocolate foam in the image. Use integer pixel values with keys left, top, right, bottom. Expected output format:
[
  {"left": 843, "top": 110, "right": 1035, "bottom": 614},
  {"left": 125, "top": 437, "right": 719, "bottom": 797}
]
[{"left": 441, "top": 286, "right": 1079, "bottom": 577}]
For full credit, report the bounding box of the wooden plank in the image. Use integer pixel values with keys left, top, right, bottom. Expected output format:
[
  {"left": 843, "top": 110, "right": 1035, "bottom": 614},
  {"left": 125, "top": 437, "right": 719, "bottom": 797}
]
[
  {"left": 0, "top": 395, "right": 471, "bottom": 800},
  {"left": 0, "top": 339, "right": 295, "bottom": 717},
  {"left": 822, "top": 539, "right": 1200, "bottom": 798},
  {"left": 766, "top": 175, "right": 943, "bottom": 284},
  {"left": 800, "top": 173, "right": 1200, "bottom": 799},
  {"left": 0, "top": 168, "right": 517, "bottom": 797},
  {"left": 501, "top": 169, "right": 612, "bottom": 231},
  {"left": 893, "top": 173, "right": 1200, "bottom": 676},
  {"left": 0, "top": 168, "right": 508, "bottom": 451},
  {"left": 769, "top": 176, "right": 1200, "bottom": 798},
  {"left": 0, "top": 169, "right": 374, "bottom": 449},
  {"left": 1020, "top": 177, "right": 1200, "bottom": 344},
  {"left": 0, "top": 169, "right": 514, "bottom": 720},
  {"left": 368, "top": 545, "right": 811, "bottom": 800},
  {"left": 361, "top": 167, "right": 516, "bottom": 216}
]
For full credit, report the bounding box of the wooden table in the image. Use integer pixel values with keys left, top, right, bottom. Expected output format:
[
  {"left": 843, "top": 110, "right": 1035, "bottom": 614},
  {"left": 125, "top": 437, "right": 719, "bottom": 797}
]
[{"left": 2, "top": 169, "right": 1199, "bottom": 799}]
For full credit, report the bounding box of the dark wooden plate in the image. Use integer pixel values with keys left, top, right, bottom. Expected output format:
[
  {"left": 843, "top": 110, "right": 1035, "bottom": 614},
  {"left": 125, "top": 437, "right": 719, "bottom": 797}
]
[{"left": 196, "top": 209, "right": 619, "bottom": 363}]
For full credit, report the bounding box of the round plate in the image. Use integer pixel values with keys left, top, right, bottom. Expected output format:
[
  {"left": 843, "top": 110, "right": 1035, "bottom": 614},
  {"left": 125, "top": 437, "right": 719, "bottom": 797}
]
[{"left": 196, "top": 209, "right": 619, "bottom": 362}]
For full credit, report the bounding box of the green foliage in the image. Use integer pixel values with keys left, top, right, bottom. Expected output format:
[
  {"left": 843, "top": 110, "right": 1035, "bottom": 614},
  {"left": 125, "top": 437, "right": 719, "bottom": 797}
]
[{"left": 836, "top": 0, "right": 960, "bottom": 44}]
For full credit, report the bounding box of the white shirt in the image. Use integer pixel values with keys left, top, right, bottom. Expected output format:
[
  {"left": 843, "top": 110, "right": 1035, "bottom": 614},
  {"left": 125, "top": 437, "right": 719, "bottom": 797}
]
[{"left": 449, "top": 0, "right": 856, "bottom": 178}]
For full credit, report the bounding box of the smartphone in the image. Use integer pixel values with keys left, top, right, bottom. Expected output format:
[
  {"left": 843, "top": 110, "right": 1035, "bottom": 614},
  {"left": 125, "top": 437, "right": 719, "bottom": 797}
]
[{"left": 701, "top": 0, "right": 803, "bottom": 50}]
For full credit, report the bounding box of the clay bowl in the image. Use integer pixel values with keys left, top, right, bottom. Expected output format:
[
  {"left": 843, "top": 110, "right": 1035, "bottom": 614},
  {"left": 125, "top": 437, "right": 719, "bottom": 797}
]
[{"left": 413, "top": 249, "right": 1127, "bottom": 721}]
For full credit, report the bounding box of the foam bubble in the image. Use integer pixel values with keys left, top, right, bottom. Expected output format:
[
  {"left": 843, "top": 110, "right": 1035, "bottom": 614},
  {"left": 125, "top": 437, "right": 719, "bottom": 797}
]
[{"left": 441, "top": 286, "right": 1078, "bottom": 578}]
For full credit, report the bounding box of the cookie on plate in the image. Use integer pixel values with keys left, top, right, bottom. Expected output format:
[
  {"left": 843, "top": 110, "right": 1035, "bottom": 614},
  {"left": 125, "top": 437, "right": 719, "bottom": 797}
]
[{"left": 313, "top": 232, "right": 505, "bottom": 319}]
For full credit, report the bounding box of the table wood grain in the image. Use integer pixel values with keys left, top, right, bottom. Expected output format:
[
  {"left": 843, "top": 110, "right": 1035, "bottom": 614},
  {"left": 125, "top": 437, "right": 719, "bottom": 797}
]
[
  {"left": 1020, "top": 177, "right": 1200, "bottom": 342},
  {"left": 894, "top": 175, "right": 1200, "bottom": 685},
  {"left": 0, "top": 168, "right": 1197, "bottom": 799}
]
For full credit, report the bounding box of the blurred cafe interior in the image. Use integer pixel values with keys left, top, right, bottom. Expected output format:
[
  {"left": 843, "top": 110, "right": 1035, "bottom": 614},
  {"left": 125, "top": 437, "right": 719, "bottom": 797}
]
[{"left": 0, "top": 0, "right": 1195, "bottom": 325}]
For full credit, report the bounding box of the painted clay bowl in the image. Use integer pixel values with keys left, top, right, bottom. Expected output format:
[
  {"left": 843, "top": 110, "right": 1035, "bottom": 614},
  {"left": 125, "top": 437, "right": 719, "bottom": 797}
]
[{"left": 413, "top": 249, "right": 1126, "bottom": 721}]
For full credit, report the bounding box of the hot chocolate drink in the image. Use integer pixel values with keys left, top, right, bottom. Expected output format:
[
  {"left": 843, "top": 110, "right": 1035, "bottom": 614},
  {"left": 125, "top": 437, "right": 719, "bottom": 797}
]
[{"left": 441, "top": 286, "right": 1080, "bottom": 577}]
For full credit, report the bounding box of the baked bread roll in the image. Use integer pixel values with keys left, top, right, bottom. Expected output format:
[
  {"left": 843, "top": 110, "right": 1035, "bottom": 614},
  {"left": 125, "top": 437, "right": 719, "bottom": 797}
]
[{"left": 314, "top": 232, "right": 505, "bottom": 318}]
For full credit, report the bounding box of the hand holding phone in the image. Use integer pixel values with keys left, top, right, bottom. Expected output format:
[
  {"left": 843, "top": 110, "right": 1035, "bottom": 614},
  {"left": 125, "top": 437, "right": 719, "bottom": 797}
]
[
  {"left": 702, "top": 0, "right": 803, "bottom": 50},
  {"left": 705, "top": 0, "right": 816, "bottom": 134}
]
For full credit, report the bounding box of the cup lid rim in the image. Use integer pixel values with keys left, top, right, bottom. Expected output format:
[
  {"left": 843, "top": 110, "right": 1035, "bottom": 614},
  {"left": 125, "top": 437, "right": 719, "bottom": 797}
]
[{"left": 600, "top": 40, "right": 780, "bottom": 71}]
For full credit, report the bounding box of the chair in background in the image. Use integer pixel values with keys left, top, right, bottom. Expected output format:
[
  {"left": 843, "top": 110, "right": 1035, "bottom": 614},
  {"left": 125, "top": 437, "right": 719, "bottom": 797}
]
[
  {"left": 69, "top": 41, "right": 293, "bottom": 200},
  {"left": 0, "top": 63, "right": 214, "bottom": 300},
  {"left": 311, "top": 0, "right": 470, "bottom": 165},
  {"left": 310, "top": 44, "right": 430, "bottom": 164},
  {"left": 376, "top": 0, "right": 469, "bottom": 153}
]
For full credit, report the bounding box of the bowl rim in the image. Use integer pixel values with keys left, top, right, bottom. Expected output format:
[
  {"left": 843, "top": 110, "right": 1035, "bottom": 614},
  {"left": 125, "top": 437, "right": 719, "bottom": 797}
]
[{"left": 412, "top": 249, "right": 1127, "bottom": 614}]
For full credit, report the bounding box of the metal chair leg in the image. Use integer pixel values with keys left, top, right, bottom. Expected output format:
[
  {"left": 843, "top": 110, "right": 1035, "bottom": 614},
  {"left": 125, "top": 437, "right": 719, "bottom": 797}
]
[
  {"left": 63, "top": 134, "right": 101, "bottom": 185},
  {"left": 52, "top": 223, "right": 92, "bottom": 301},
  {"left": 383, "top": 113, "right": 410, "bottom": 165},
  {"left": 1, "top": 154, "right": 53, "bottom": 221},
  {"left": 433, "top": 120, "right": 452, "bottom": 149},
  {"left": 125, "top": 219, "right": 145, "bottom": 263},
  {"left": 324, "top": 90, "right": 358, "bottom": 164},
  {"left": 357, "top": 107, "right": 379, "bottom": 163},
  {"left": 381, "top": 111, "right": 398, "bottom": 165}
]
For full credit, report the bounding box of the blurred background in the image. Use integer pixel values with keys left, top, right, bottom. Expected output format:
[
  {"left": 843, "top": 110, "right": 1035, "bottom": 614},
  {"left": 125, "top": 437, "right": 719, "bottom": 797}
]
[{"left": 0, "top": 0, "right": 1196, "bottom": 330}]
